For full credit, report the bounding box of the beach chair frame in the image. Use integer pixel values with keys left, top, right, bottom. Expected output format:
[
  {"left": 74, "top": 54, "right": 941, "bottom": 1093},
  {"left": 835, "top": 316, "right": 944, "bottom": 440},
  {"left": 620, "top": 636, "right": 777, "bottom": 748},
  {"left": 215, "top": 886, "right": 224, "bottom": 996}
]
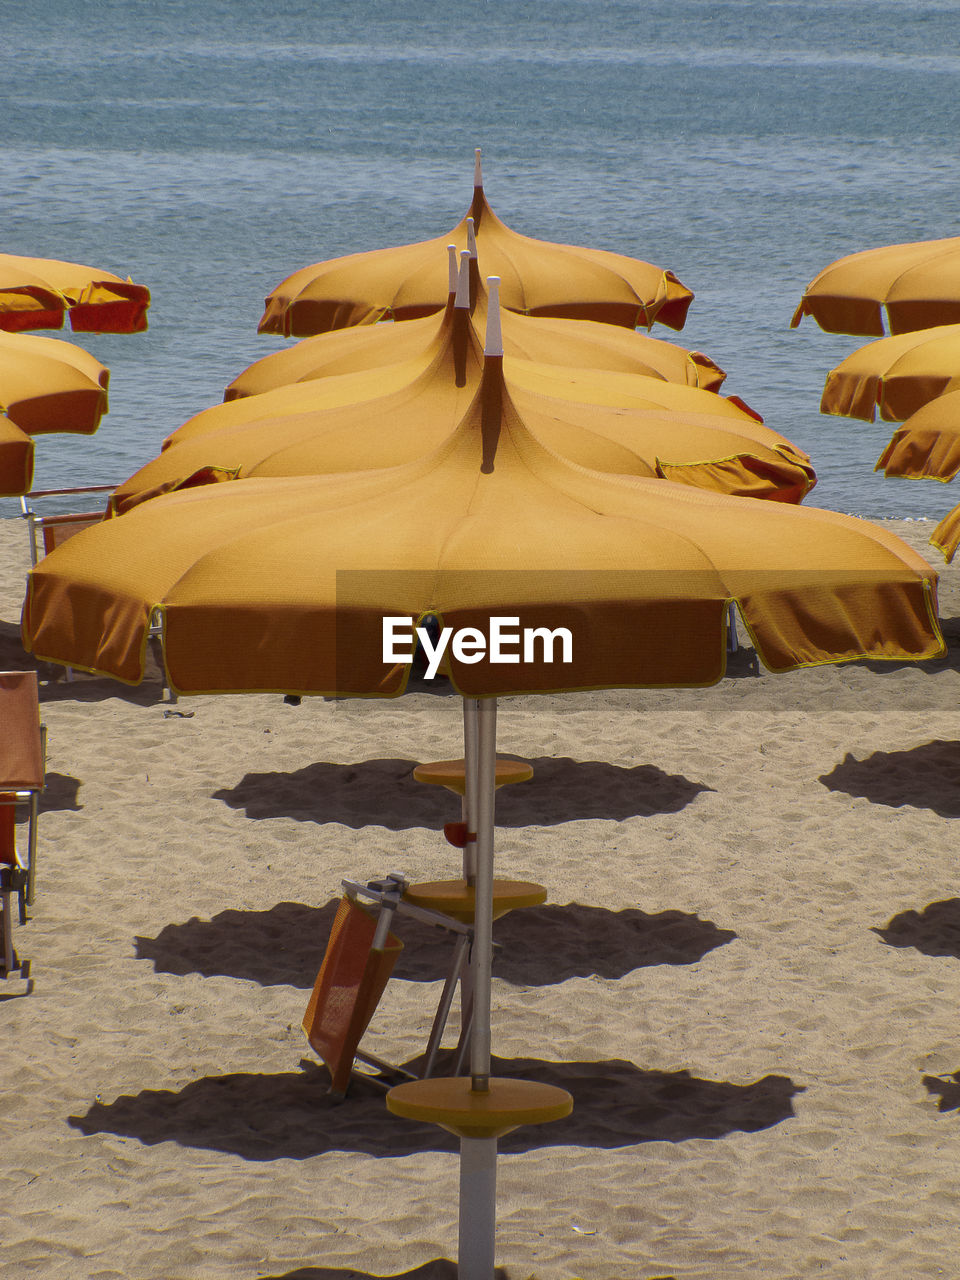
[
  {"left": 19, "top": 485, "right": 115, "bottom": 567},
  {"left": 303, "top": 873, "right": 474, "bottom": 1098}
]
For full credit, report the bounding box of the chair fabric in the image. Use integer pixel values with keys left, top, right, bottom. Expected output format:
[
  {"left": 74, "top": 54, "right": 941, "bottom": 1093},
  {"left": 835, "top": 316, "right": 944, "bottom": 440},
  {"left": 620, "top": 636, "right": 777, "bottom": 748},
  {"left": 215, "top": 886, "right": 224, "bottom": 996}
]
[
  {"left": 0, "top": 671, "right": 45, "bottom": 918},
  {"left": 0, "top": 672, "right": 44, "bottom": 791},
  {"left": 302, "top": 896, "right": 403, "bottom": 1096}
]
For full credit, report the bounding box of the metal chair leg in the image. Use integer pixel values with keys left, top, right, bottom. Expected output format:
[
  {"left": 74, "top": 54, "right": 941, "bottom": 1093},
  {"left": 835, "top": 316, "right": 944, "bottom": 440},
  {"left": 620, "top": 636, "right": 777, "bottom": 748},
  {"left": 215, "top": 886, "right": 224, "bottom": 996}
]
[{"left": 421, "top": 932, "right": 472, "bottom": 1077}]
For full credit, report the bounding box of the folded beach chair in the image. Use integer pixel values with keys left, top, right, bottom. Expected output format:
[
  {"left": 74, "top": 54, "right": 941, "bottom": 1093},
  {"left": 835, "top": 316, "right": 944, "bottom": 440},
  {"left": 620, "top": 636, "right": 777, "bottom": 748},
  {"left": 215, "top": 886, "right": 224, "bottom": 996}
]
[
  {"left": 302, "top": 883, "right": 408, "bottom": 1098},
  {"left": 0, "top": 671, "right": 46, "bottom": 915},
  {"left": 303, "top": 869, "right": 547, "bottom": 1099}
]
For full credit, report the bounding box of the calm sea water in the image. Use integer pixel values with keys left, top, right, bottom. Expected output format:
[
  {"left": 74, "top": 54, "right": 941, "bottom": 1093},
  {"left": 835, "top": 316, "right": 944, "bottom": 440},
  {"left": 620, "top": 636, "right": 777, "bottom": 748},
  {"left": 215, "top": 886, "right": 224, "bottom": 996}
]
[{"left": 3, "top": 0, "right": 960, "bottom": 520}]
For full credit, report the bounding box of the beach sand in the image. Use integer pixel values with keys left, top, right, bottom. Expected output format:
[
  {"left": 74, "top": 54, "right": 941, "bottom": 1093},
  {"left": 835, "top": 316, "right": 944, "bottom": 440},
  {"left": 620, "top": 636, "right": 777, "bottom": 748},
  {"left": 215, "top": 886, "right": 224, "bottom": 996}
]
[{"left": 2, "top": 511, "right": 960, "bottom": 1279}]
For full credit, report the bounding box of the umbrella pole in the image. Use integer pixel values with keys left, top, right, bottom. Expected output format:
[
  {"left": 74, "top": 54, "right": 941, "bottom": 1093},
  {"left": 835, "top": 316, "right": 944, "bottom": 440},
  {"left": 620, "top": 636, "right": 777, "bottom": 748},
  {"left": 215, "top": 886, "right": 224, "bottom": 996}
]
[
  {"left": 462, "top": 697, "right": 479, "bottom": 885},
  {"left": 457, "top": 696, "right": 498, "bottom": 1280},
  {"left": 456, "top": 697, "right": 480, "bottom": 1064},
  {"left": 471, "top": 695, "right": 496, "bottom": 1089},
  {"left": 459, "top": 1135, "right": 497, "bottom": 1280}
]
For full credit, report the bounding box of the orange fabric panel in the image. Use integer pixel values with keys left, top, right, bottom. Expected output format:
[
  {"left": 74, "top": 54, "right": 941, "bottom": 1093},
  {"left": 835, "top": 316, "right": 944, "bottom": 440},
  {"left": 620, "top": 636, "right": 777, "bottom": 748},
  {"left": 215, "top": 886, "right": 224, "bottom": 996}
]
[
  {"left": 0, "top": 672, "right": 43, "bottom": 791},
  {"left": 302, "top": 897, "right": 403, "bottom": 1095}
]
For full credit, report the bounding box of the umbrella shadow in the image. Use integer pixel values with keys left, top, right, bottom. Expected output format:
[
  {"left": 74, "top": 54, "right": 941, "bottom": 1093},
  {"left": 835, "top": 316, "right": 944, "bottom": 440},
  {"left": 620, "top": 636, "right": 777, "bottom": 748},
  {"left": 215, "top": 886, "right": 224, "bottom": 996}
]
[
  {"left": 872, "top": 898, "right": 960, "bottom": 959},
  {"left": 0, "top": 627, "right": 165, "bottom": 707},
  {"left": 34, "top": 668, "right": 164, "bottom": 708},
  {"left": 212, "top": 756, "right": 713, "bottom": 830},
  {"left": 819, "top": 740, "right": 960, "bottom": 816},
  {"left": 38, "top": 772, "right": 82, "bottom": 813},
  {"left": 0, "top": 760, "right": 83, "bottom": 814},
  {"left": 0, "top": 624, "right": 28, "bottom": 668},
  {"left": 67, "top": 1054, "right": 802, "bottom": 1160},
  {"left": 923, "top": 1070, "right": 960, "bottom": 1112},
  {"left": 134, "top": 900, "right": 736, "bottom": 988}
]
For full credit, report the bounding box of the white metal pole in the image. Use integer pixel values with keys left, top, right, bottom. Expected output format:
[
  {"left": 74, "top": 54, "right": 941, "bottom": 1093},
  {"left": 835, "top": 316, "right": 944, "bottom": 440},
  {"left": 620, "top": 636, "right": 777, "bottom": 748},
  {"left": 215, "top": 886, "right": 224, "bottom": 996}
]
[
  {"left": 462, "top": 697, "right": 479, "bottom": 883},
  {"left": 471, "top": 697, "right": 497, "bottom": 1091},
  {"left": 458, "top": 1135, "right": 497, "bottom": 1280}
]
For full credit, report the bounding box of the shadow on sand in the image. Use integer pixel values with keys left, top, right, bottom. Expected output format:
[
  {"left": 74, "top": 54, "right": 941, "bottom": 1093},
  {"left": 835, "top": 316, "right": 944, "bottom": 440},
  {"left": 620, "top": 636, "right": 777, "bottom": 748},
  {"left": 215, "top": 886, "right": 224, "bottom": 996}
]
[
  {"left": 819, "top": 740, "right": 960, "bottom": 817},
  {"left": 213, "top": 755, "right": 713, "bottom": 830},
  {"left": 69, "top": 1054, "right": 802, "bottom": 1160},
  {"left": 873, "top": 898, "right": 960, "bottom": 960},
  {"left": 135, "top": 899, "right": 736, "bottom": 988}
]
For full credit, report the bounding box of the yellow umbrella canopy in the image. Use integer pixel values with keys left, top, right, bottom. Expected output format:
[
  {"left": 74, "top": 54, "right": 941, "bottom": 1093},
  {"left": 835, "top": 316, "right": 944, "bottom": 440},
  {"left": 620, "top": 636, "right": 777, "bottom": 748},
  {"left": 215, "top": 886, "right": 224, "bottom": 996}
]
[
  {"left": 819, "top": 324, "right": 960, "bottom": 422},
  {"left": 233, "top": 250, "right": 722, "bottom": 400},
  {"left": 0, "top": 332, "right": 110, "bottom": 436},
  {"left": 932, "top": 501, "right": 960, "bottom": 562},
  {"left": 0, "top": 416, "right": 34, "bottom": 498},
  {"left": 111, "top": 285, "right": 812, "bottom": 513},
  {"left": 0, "top": 331, "right": 111, "bottom": 497},
  {"left": 792, "top": 235, "right": 960, "bottom": 337},
  {"left": 25, "top": 334, "right": 939, "bottom": 693},
  {"left": 0, "top": 253, "right": 150, "bottom": 334},
  {"left": 875, "top": 388, "right": 960, "bottom": 482},
  {"left": 258, "top": 151, "right": 693, "bottom": 336}
]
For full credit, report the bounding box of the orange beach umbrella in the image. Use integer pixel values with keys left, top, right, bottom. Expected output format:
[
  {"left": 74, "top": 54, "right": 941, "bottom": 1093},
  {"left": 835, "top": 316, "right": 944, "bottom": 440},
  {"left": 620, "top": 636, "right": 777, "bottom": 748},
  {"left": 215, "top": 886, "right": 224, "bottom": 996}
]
[
  {"left": 22, "top": 295, "right": 942, "bottom": 1280},
  {"left": 792, "top": 235, "right": 960, "bottom": 337},
  {"left": 819, "top": 324, "right": 960, "bottom": 423},
  {"left": 932, "top": 501, "right": 960, "bottom": 562},
  {"left": 111, "top": 280, "right": 812, "bottom": 512},
  {"left": 232, "top": 299, "right": 724, "bottom": 400},
  {"left": 25, "top": 293, "right": 940, "bottom": 694},
  {"left": 0, "top": 331, "right": 110, "bottom": 496},
  {"left": 875, "top": 388, "right": 960, "bottom": 483},
  {"left": 0, "top": 253, "right": 150, "bottom": 334},
  {"left": 258, "top": 150, "right": 693, "bottom": 336},
  {"left": 0, "top": 418, "right": 34, "bottom": 498},
  {"left": 0, "top": 332, "right": 109, "bottom": 436}
]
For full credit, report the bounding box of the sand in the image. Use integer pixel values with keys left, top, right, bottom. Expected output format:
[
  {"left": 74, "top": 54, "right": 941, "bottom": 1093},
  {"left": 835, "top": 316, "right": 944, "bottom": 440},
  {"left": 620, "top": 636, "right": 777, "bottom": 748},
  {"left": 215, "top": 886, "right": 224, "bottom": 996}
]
[{"left": 2, "top": 511, "right": 960, "bottom": 1280}]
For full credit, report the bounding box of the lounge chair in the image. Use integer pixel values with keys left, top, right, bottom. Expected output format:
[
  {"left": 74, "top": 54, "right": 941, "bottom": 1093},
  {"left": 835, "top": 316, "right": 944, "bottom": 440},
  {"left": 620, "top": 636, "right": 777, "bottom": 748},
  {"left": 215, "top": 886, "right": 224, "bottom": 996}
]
[{"left": 0, "top": 671, "right": 45, "bottom": 976}]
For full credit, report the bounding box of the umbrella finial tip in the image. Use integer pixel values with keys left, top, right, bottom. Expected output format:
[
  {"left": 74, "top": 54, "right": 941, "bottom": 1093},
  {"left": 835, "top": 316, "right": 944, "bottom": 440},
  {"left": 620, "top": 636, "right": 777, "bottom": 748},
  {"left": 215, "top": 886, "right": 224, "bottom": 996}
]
[
  {"left": 474, "top": 148, "right": 483, "bottom": 187},
  {"left": 447, "top": 244, "right": 459, "bottom": 295},
  {"left": 467, "top": 217, "right": 478, "bottom": 257}
]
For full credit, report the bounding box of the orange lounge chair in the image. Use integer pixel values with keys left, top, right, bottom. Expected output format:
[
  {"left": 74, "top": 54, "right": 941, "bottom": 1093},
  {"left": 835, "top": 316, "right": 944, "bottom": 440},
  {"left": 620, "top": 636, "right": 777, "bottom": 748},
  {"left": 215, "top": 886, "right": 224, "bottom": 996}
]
[
  {"left": 302, "top": 890, "right": 405, "bottom": 1098},
  {"left": 0, "top": 671, "right": 45, "bottom": 976}
]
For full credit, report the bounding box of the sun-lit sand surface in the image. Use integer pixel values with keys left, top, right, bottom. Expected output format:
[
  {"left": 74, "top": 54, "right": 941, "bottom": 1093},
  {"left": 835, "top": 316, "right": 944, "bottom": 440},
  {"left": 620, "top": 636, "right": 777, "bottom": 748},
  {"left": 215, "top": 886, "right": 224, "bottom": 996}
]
[{"left": 2, "top": 513, "right": 960, "bottom": 1279}]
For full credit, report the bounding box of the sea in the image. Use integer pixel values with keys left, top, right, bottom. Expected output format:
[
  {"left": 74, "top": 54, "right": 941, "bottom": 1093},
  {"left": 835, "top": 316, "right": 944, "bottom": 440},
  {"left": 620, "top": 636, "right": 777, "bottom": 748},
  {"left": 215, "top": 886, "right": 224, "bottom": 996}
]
[{"left": 3, "top": 0, "right": 960, "bottom": 521}]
